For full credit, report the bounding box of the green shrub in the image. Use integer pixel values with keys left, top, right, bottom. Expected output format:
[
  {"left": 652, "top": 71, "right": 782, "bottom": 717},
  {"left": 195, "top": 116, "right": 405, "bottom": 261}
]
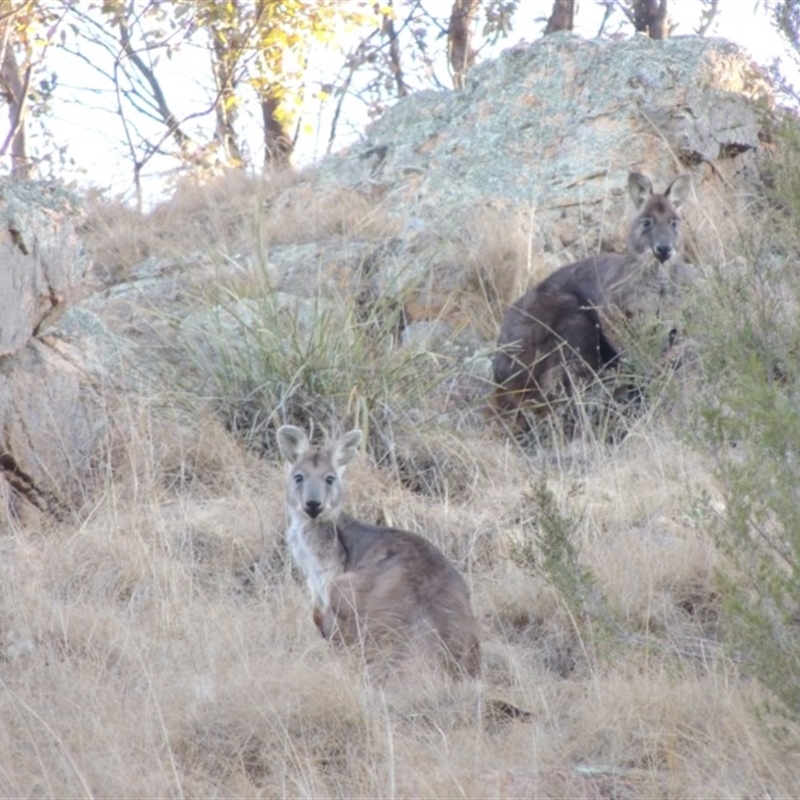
[
  {"left": 703, "top": 369, "right": 800, "bottom": 716},
  {"left": 509, "top": 478, "right": 601, "bottom": 621},
  {"left": 696, "top": 118, "right": 800, "bottom": 717}
]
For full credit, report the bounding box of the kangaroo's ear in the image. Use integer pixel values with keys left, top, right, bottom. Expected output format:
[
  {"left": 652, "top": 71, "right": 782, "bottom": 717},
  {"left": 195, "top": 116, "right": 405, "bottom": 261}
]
[
  {"left": 332, "top": 430, "right": 362, "bottom": 470},
  {"left": 627, "top": 172, "right": 653, "bottom": 210},
  {"left": 277, "top": 425, "right": 310, "bottom": 464},
  {"left": 665, "top": 173, "right": 691, "bottom": 209}
]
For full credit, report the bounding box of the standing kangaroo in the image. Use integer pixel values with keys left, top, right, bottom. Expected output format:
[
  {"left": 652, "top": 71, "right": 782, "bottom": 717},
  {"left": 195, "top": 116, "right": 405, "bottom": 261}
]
[
  {"left": 493, "top": 171, "right": 692, "bottom": 431},
  {"left": 277, "top": 425, "right": 481, "bottom": 678}
]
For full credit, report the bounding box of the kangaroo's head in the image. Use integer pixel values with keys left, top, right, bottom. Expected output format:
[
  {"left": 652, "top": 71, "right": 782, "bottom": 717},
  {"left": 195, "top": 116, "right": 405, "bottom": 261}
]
[
  {"left": 627, "top": 172, "right": 691, "bottom": 264},
  {"left": 277, "top": 426, "right": 363, "bottom": 521}
]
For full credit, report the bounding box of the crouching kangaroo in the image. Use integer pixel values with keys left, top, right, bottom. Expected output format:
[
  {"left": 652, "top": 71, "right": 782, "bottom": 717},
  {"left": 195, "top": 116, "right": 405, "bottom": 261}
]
[
  {"left": 493, "top": 171, "right": 692, "bottom": 434},
  {"left": 277, "top": 425, "right": 481, "bottom": 679}
]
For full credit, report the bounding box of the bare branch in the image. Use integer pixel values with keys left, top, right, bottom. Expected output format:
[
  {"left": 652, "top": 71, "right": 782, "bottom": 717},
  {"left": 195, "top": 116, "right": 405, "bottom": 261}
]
[
  {"left": 596, "top": 1, "right": 617, "bottom": 37},
  {"left": 382, "top": 0, "right": 409, "bottom": 97},
  {"left": 448, "top": 0, "right": 480, "bottom": 89},
  {"left": 696, "top": 0, "right": 721, "bottom": 36},
  {"left": 115, "top": 4, "right": 197, "bottom": 157}
]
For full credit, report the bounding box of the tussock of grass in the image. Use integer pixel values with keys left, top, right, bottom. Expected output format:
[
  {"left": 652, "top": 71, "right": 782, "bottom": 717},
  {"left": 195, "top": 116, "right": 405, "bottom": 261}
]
[
  {"left": 428, "top": 204, "right": 532, "bottom": 333},
  {"left": 172, "top": 253, "right": 484, "bottom": 476}
]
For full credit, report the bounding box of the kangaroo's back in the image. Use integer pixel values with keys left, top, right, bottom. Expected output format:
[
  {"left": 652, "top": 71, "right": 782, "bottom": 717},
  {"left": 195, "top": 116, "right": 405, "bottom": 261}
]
[
  {"left": 330, "top": 515, "right": 480, "bottom": 676},
  {"left": 277, "top": 425, "right": 481, "bottom": 678},
  {"left": 493, "top": 171, "right": 692, "bottom": 430}
]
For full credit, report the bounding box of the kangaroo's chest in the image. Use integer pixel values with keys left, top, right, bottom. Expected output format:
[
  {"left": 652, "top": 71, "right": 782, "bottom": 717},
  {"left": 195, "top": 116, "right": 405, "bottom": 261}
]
[
  {"left": 594, "top": 261, "right": 686, "bottom": 350},
  {"left": 286, "top": 515, "right": 345, "bottom": 606},
  {"left": 598, "top": 259, "right": 686, "bottom": 320}
]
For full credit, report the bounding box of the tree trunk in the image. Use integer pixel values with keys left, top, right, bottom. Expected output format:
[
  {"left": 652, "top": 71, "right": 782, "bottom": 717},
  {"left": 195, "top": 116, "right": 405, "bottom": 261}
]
[
  {"left": 448, "top": 0, "right": 480, "bottom": 90},
  {"left": 0, "top": 27, "right": 32, "bottom": 180},
  {"left": 261, "top": 93, "right": 293, "bottom": 167},
  {"left": 544, "top": 0, "right": 575, "bottom": 35},
  {"left": 633, "top": 0, "right": 669, "bottom": 39},
  {"left": 382, "top": 2, "right": 408, "bottom": 97},
  {"left": 211, "top": 32, "right": 244, "bottom": 166}
]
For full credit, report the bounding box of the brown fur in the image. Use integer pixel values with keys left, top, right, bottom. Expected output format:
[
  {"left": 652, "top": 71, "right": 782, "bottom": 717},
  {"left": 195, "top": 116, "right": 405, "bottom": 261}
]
[
  {"left": 277, "top": 425, "right": 481, "bottom": 678},
  {"left": 493, "top": 171, "right": 691, "bottom": 432}
]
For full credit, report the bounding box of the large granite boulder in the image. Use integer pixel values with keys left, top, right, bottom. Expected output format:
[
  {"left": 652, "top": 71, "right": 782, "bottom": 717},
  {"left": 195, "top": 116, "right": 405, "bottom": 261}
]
[{"left": 314, "top": 34, "right": 772, "bottom": 288}]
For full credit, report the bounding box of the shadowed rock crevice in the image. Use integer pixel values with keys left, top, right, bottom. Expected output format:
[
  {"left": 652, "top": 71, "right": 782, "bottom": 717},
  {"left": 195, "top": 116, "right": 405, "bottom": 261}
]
[{"left": 0, "top": 451, "right": 68, "bottom": 519}]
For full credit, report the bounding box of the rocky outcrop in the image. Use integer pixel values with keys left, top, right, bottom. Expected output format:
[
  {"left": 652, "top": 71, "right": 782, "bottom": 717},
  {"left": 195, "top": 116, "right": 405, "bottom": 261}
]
[
  {"left": 318, "top": 34, "right": 772, "bottom": 282},
  {"left": 0, "top": 181, "right": 94, "bottom": 521},
  {"left": 0, "top": 180, "right": 89, "bottom": 355},
  {"left": 0, "top": 339, "right": 102, "bottom": 520}
]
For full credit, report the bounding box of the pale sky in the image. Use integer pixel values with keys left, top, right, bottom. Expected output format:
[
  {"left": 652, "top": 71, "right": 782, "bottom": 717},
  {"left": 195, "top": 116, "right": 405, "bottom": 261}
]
[{"left": 38, "top": 1, "right": 798, "bottom": 207}]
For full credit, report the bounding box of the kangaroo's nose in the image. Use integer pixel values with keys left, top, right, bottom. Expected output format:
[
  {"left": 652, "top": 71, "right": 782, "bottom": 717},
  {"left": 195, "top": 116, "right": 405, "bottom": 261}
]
[
  {"left": 654, "top": 244, "right": 672, "bottom": 263},
  {"left": 304, "top": 500, "right": 322, "bottom": 518}
]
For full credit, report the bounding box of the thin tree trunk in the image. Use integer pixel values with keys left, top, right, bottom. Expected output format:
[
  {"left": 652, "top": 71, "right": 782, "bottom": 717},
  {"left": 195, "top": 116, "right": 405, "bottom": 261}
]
[
  {"left": 0, "top": 24, "right": 32, "bottom": 179},
  {"left": 696, "top": 0, "right": 720, "bottom": 36},
  {"left": 382, "top": 2, "right": 408, "bottom": 97},
  {"left": 633, "top": 0, "right": 669, "bottom": 39},
  {"left": 448, "top": 0, "right": 480, "bottom": 89},
  {"left": 261, "top": 93, "right": 292, "bottom": 166},
  {"left": 650, "top": 0, "right": 669, "bottom": 39},
  {"left": 211, "top": 32, "right": 244, "bottom": 166},
  {"left": 544, "top": 0, "right": 575, "bottom": 35}
]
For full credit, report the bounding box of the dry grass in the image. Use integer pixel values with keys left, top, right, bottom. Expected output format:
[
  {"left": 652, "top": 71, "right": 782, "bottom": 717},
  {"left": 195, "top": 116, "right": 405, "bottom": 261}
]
[
  {"left": 82, "top": 167, "right": 402, "bottom": 286},
  {"left": 3, "top": 382, "right": 799, "bottom": 798},
  {"left": 5, "top": 152, "right": 800, "bottom": 797}
]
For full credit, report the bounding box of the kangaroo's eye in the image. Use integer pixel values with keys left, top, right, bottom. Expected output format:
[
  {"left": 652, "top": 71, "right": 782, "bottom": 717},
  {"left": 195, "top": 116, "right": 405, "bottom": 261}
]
[
  {"left": 325, "top": 474, "right": 336, "bottom": 486},
  {"left": 641, "top": 217, "right": 653, "bottom": 231},
  {"left": 293, "top": 473, "right": 304, "bottom": 485},
  {"left": 670, "top": 219, "right": 679, "bottom": 230}
]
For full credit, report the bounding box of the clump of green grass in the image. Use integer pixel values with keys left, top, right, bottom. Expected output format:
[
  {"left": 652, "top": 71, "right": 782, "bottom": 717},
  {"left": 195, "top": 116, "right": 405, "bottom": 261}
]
[
  {"left": 702, "top": 352, "right": 800, "bottom": 716},
  {"left": 173, "top": 257, "right": 463, "bottom": 472}
]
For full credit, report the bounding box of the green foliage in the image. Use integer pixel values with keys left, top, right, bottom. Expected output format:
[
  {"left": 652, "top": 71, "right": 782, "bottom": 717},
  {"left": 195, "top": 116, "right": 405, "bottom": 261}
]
[
  {"left": 605, "top": 313, "right": 686, "bottom": 420},
  {"left": 189, "top": 0, "right": 377, "bottom": 156},
  {"left": 482, "top": 1, "right": 519, "bottom": 42},
  {"left": 768, "top": 113, "right": 800, "bottom": 219},
  {"left": 509, "top": 478, "right": 597, "bottom": 617},
  {"left": 768, "top": 0, "right": 800, "bottom": 50},
  {"left": 703, "top": 373, "right": 800, "bottom": 716},
  {"left": 695, "top": 117, "right": 800, "bottom": 717}
]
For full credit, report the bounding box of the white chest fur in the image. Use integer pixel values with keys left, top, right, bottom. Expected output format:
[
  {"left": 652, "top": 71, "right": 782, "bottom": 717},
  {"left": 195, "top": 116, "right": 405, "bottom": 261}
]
[{"left": 285, "top": 511, "right": 345, "bottom": 610}]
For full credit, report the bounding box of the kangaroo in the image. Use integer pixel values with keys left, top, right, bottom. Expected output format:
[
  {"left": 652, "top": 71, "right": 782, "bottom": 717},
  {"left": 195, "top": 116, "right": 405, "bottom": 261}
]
[
  {"left": 493, "top": 171, "right": 691, "bottom": 432},
  {"left": 277, "top": 425, "right": 481, "bottom": 678}
]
